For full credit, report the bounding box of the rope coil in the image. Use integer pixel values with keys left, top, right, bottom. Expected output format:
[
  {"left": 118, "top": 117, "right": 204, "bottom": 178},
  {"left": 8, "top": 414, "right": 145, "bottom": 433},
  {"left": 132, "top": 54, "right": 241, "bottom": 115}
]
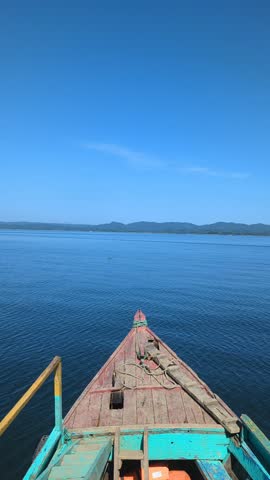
[{"left": 114, "top": 358, "right": 178, "bottom": 390}]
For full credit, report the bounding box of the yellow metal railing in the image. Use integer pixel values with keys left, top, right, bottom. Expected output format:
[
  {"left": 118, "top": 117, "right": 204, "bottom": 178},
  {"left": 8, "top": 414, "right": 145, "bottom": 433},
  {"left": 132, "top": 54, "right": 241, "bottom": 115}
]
[{"left": 0, "top": 356, "right": 62, "bottom": 436}]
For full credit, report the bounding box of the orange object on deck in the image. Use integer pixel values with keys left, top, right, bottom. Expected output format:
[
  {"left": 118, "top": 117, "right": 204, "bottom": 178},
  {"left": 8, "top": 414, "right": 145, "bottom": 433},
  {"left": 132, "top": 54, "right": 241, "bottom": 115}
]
[
  {"left": 121, "top": 471, "right": 140, "bottom": 480},
  {"left": 123, "top": 468, "right": 191, "bottom": 480},
  {"left": 169, "top": 471, "right": 191, "bottom": 480},
  {"left": 142, "top": 466, "right": 170, "bottom": 480},
  {"left": 121, "top": 476, "right": 137, "bottom": 480}
]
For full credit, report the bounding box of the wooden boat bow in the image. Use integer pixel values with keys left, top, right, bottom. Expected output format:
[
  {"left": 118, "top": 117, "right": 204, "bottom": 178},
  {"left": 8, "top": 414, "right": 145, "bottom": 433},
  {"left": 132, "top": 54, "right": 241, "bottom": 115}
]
[
  {"left": 1, "top": 310, "right": 270, "bottom": 480},
  {"left": 64, "top": 310, "right": 239, "bottom": 435}
]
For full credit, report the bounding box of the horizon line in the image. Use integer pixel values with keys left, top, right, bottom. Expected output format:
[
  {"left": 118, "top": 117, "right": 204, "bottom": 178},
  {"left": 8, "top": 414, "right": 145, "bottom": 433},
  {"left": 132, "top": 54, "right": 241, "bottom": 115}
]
[{"left": 0, "top": 220, "right": 269, "bottom": 227}]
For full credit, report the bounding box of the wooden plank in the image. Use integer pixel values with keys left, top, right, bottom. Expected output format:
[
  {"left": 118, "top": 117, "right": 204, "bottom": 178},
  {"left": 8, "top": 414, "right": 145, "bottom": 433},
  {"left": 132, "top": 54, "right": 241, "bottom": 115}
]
[
  {"left": 114, "top": 335, "right": 127, "bottom": 390},
  {"left": 84, "top": 438, "right": 112, "bottom": 480},
  {"left": 196, "top": 460, "right": 232, "bottom": 479},
  {"left": 99, "top": 363, "right": 114, "bottom": 388},
  {"left": 146, "top": 344, "right": 239, "bottom": 433},
  {"left": 120, "top": 450, "right": 144, "bottom": 460},
  {"left": 99, "top": 392, "right": 112, "bottom": 427},
  {"left": 147, "top": 359, "right": 164, "bottom": 387},
  {"left": 190, "top": 398, "right": 205, "bottom": 424},
  {"left": 67, "top": 390, "right": 104, "bottom": 428},
  {"left": 152, "top": 389, "right": 169, "bottom": 424},
  {"left": 69, "top": 423, "right": 225, "bottom": 434},
  {"left": 65, "top": 392, "right": 90, "bottom": 429},
  {"left": 229, "top": 440, "right": 270, "bottom": 480},
  {"left": 124, "top": 364, "right": 136, "bottom": 389},
  {"left": 74, "top": 384, "right": 181, "bottom": 395},
  {"left": 136, "top": 359, "right": 146, "bottom": 387},
  {"left": 134, "top": 328, "right": 144, "bottom": 361},
  {"left": 109, "top": 350, "right": 125, "bottom": 426},
  {"left": 87, "top": 392, "right": 103, "bottom": 427},
  {"left": 181, "top": 390, "right": 196, "bottom": 423},
  {"left": 114, "top": 428, "right": 120, "bottom": 480},
  {"left": 110, "top": 405, "right": 123, "bottom": 426},
  {"left": 241, "top": 415, "right": 270, "bottom": 471},
  {"left": 190, "top": 397, "right": 208, "bottom": 425},
  {"left": 64, "top": 410, "right": 76, "bottom": 429},
  {"left": 143, "top": 328, "right": 172, "bottom": 388},
  {"left": 203, "top": 410, "right": 217, "bottom": 425},
  {"left": 72, "top": 394, "right": 91, "bottom": 429},
  {"left": 124, "top": 330, "right": 137, "bottom": 389},
  {"left": 136, "top": 390, "right": 155, "bottom": 425},
  {"left": 136, "top": 330, "right": 161, "bottom": 388},
  {"left": 143, "top": 427, "right": 149, "bottom": 480},
  {"left": 114, "top": 361, "right": 126, "bottom": 390},
  {"left": 123, "top": 389, "right": 137, "bottom": 425},
  {"left": 97, "top": 389, "right": 123, "bottom": 427},
  {"left": 165, "top": 388, "right": 187, "bottom": 424},
  {"left": 113, "top": 428, "right": 121, "bottom": 480},
  {"left": 65, "top": 425, "right": 228, "bottom": 465},
  {"left": 149, "top": 430, "right": 229, "bottom": 460}
]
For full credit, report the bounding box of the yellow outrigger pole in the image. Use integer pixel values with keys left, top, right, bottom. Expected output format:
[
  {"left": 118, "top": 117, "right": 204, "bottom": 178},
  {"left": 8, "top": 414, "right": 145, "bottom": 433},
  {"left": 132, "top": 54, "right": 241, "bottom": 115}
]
[
  {"left": 0, "top": 356, "right": 63, "bottom": 479},
  {"left": 0, "top": 355, "right": 62, "bottom": 436}
]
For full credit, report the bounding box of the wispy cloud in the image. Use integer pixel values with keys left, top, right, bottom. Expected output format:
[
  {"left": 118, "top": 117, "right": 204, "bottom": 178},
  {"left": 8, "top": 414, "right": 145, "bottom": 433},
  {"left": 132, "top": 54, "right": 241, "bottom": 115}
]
[
  {"left": 84, "top": 142, "right": 164, "bottom": 169},
  {"left": 178, "top": 166, "right": 250, "bottom": 179},
  {"left": 84, "top": 142, "right": 250, "bottom": 179}
]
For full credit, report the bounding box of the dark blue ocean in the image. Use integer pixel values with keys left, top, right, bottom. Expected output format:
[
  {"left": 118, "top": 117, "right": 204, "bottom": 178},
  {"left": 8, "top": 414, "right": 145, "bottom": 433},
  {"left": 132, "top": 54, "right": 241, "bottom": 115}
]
[{"left": 0, "top": 230, "right": 270, "bottom": 479}]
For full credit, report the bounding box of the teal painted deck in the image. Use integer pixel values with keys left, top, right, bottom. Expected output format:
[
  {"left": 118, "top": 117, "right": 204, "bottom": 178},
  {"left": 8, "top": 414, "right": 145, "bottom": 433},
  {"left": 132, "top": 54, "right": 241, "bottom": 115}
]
[
  {"left": 27, "top": 426, "right": 230, "bottom": 479},
  {"left": 67, "top": 425, "right": 230, "bottom": 461},
  {"left": 27, "top": 423, "right": 270, "bottom": 480}
]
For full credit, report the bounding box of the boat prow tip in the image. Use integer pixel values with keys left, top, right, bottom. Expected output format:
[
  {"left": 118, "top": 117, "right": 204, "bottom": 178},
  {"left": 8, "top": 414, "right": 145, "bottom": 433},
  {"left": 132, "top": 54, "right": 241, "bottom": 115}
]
[{"left": 133, "top": 309, "right": 147, "bottom": 327}]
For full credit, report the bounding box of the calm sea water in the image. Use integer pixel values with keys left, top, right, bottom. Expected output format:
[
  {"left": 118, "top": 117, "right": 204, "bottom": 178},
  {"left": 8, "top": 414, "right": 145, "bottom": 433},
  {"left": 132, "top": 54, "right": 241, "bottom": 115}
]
[{"left": 0, "top": 230, "right": 270, "bottom": 479}]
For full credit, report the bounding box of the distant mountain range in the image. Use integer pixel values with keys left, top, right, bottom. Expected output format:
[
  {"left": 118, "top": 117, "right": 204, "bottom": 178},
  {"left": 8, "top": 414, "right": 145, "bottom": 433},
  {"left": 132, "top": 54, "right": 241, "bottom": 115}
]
[{"left": 1, "top": 221, "right": 270, "bottom": 235}]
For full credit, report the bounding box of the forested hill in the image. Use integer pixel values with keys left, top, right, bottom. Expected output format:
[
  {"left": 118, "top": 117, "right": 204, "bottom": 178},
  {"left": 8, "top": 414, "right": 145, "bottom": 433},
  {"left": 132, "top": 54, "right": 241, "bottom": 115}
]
[{"left": 1, "top": 221, "right": 270, "bottom": 235}]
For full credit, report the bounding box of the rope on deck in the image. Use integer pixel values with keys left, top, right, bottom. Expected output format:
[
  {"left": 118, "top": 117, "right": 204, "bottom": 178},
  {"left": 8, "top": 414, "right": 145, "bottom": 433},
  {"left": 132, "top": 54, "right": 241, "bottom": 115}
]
[{"left": 114, "top": 360, "right": 179, "bottom": 390}]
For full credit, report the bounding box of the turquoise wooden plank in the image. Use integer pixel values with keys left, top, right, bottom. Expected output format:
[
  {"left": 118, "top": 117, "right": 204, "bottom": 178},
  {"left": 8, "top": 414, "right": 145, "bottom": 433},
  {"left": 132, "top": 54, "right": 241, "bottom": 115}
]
[
  {"left": 83, "top": 438, "right": 112, "bottom": 480},
  {"left": 35, "top": 439, "right": 79, "bottom": 480},
  {"left": 241, "top": 415, "right": 270, "bottom": 470},
  {"left": 61, "top": 452, "right": 98, "bottom": 466},
  {"left": 70, "top": 427, "right": 228, "bottom": 462},
  {"left": 197, "top": 460, "right": 232, "bottom": 479},
  {"left": 120, "top": 431, "right": 229, "bottom": 460},
  {"left": 23, "top": 427, "right": 61, "bottom": 480},
  {"left": 48, "top": 438, "right": 112, "bottom": 480},
  {"left": 229, "top": 439, "right": 270, "bottom": 480},
  {"left": 70, "top": 426, "right": 226, "bottom": 436},
  {"left": 49, "top": 465, "right": 91, "bottom": 478},
  {"left": 148, "top": 432, "right": 228, "bottom": 460}
]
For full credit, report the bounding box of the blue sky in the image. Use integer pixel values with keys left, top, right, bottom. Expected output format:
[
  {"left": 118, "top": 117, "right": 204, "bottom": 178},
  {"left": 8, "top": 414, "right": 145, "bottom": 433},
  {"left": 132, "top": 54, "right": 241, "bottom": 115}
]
[{"left": 1, "top": 1, "right": 270, "bottom": 224}]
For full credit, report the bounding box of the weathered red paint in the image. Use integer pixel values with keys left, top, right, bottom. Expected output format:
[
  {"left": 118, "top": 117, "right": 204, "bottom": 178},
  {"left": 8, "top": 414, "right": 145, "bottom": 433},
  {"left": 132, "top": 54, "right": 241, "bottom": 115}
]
[{"left": 134, "top": 309, "right": 147, "bottom": 323}]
